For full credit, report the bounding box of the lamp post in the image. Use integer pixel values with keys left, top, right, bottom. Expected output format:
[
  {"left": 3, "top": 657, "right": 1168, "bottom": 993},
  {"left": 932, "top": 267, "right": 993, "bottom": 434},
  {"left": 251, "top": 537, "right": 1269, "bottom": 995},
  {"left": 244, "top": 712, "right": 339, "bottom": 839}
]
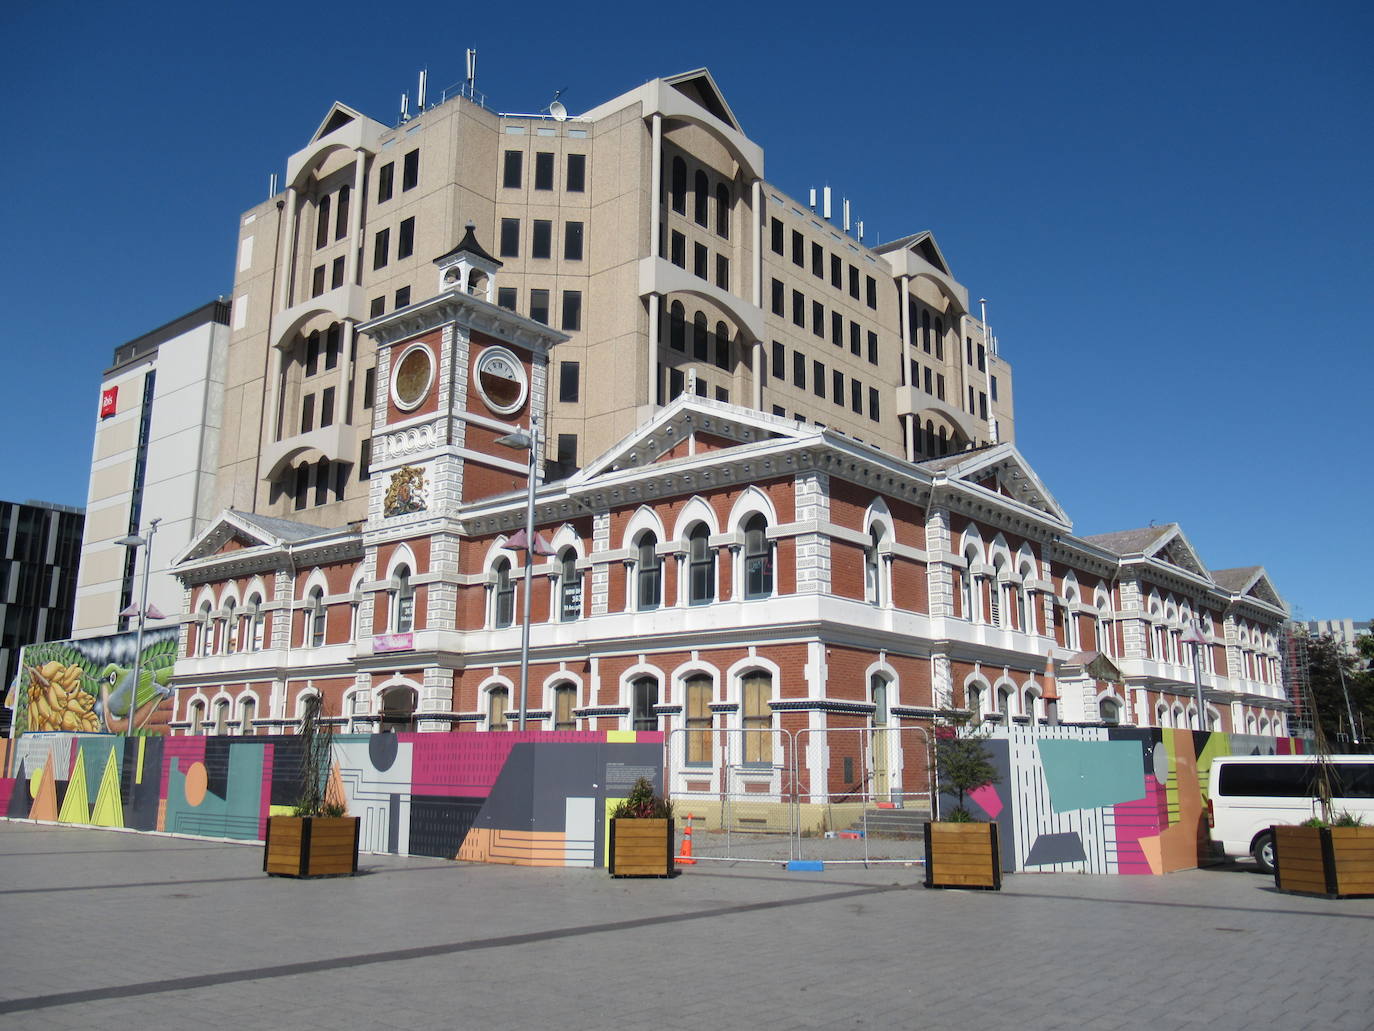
[
  {"left": 115, "top": 518, "right": 161, "bottom": 754},
  {"left": 495, "top": 417, "right": 539, "bottom": 731},
  {"left": 1182, "top": 619, "right": 1209, "bottom": 731}
]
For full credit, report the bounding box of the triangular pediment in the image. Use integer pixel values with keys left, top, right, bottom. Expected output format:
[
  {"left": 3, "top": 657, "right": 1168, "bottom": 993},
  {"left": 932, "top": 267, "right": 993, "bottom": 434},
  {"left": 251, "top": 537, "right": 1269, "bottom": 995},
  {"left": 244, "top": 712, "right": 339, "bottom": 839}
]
[
  {"left": 875, "top": 231, "right": 952, "bottom": 276},
  {"left": 1215, "top": 566, "right": 1285, "bottom": 611},
  {"left": 1061, "top": 651, "right": 1125, "bottom": 684},
  {"left": 311, "top": 102, "right": 363, "bottom": 143},
  {"left": 927, "top": 443, "right": 1070, "bottom": 525},
  {"left": 573, "top": 396, "right": 810, "bottom": 481},
  {"left": 1146, "top": 526, "right": 1210, "bottom": 579},
  {"left": 175, "top": 510, "right": 339, "bottom": 565},
  {"left": 663, "top": 68, "right": 741, "bottom": 131}
]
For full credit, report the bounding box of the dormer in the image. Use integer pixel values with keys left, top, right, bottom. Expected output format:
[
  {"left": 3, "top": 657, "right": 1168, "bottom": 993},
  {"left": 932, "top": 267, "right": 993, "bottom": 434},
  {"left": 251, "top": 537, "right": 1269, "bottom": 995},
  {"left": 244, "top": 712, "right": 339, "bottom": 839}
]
[{"left": 434, "top": 222, "right": 502, "bottom": 303}]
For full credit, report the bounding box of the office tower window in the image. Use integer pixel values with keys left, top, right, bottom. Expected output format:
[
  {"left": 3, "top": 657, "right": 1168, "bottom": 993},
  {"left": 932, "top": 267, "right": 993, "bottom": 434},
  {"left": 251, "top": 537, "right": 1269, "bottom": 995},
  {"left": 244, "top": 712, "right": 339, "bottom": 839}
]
[
  {"left": 394, "top": 286, "right": 410, "bottom": 308},
  {"left": 561, "top": 290, "right": 582, "bottom": 331},
  {"left": 311, "top": 265, "right": 325, "bottom": 297},
  {"left": 377, "top": 162, "right": 394, "bottom": 203},
  {"left": 566, "top": 153, "right": 586, "bottom": 192},
  {"left": 694, "top": 170, "right": 709, "bottom": 226},
  {"left": 532, "top": 219, "right": 552, "bottom": 259},
  {"left": 867, "top": 331, "right": 878, "bottom": 364},
  {"left": 370, "top": 296, "right": 385, "bottom": 318},
  {"left": 848, "top": 265, "right": 859, "bottom": 299},
  {"left": 850, "top": 321, "right": 861, "bottom": 356},
  {"left": 714, "top": 321, "right": 730, "bottom": 370},
  {"left": 866, "top": 276, "right": 877, "bottom": 309},
  {"left": 669, "top": 367, "right": 685, "bottom": 399},
  {"left": 503, "top": 150, "right": 523, "bottom": 188},
  {"left": 831, "top": 311, "right": 843, "bottom": 347},
  {"left": 397, "top": 217, "right": 415, "bottom": 259},
  {"left": 869, "top": 387, "right": 880, "bottom": 422},
  {"left": 792, "top": 290, "right": 805, "bottom": 327},
  {"left": 977, "top": 344, "right": 986, "bottom": 370},
  {"left": 294, "top": 464, "right": 309, "bottom": 510},
  {"left": 694, "top": 242, "right": 708, "bottom": 279},
  {"left": 715, "top": 254, "right": 729, "bottom": 290},
  {"left": 497, "top": 287, "right": 517, "bottom": 311},
  {"left": 559, "top": 361, "right": 580, "bottom": 403},
  {"left": 564, "top": 221, "right": 584, "bottom": 261},
  {"left": 556, "top": 434, "right": 578, "bottom": 475},
  {"left": 334, "top": 185, "right": 349, "bottom": 240},
  {"left": 793, "top": 351, "right": 806, "bottom": 389},
  {"left": 924, "top": 368, "right": 932, "bottom": 394},
  {"left": 694, "top": 377, "right": 707, "bottom": 397},
  {"left": 300, "top": 393, "right": 315, "bottom": 434},
  {"left": 812, "top": 242, "right": 823, "bottom": 278},
  {"left": 832, "top": 369, "right": 844, "bottom": 403},
  {"left": 373, "top": 228, "right": 390, "bottom": 269},
  {"left": 670, "top": 156, "right": 687, "bottom": 214},
  {"left": 402, "top": 149, "right": 419, "bottom": 190},
  {"left": 770, "top": 278, "right": 784, "bottom": 316},
  {"left": 330, "top": 256, "right": 344, "bottom": 289},
  {"left": 771, "top": 341, "right": 784, "bottom": 383},
  {"left": 850, "top": 379, "right": 862, "bottom": 414},
  {"left": 813, "top": 360, "right": 825, "bottom": 397},
  {"left": 305, "top": 332, "right": 320, "bottom": 376},
  {"left": 991, "top": 376, "right": 999, "bottom": 401},
  {"left": 529, "top": 289, "right": 550, "bottom": 325},
  {"left": 812, "top": 301, "right": 824, "bottom": 337},
  {"left": 363, "top": 368, "right": 375, "bottom": 410},
  {"left": 716, "top": 182, "right": 730, "bottom": 237},
  {"left": 359, "top": 439, "right": 372, "bottom": 482},
  {"left": 792, "top": 229, "right": 804, "bottom": 267},
  {"left": 935, "top": 317, "right": 945, "bottom": 360},
  {"left": 936, "top": 373, "right": 946, "bottom": 401},
  {"left": 315, "top": 195, "right": 330, "bottom": 249},
  {"left": 770, "top": 218, "right": 784, "bottom": 254},
  {"left": 321, "top": 386, "right": 335, "bottom": 428},
  {"left": 979, "top": 392, "right": 988, "bottom": 419},
  {"left": 499, "top": 218, "right": 519, "bottom": 257},
  {"left": 830, "top": 254, "right": 841, "bottom": 288},
  {"left": 325, "top": 325, "right": 340, "bottom": 369},
  {"left": 671, "top": 231, "right": 686, "bottom": 268},
  {"left": 534, "top": 151, "right": 554, "bottom": 190},
  {"left": 693, "top": 312, "right": 709, "bottom": 360}
]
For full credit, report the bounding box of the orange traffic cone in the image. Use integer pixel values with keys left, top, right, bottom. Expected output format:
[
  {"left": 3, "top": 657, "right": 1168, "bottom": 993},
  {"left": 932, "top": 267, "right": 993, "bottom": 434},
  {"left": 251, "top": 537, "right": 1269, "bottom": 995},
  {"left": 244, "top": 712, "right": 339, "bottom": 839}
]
[{"left": 677, "top": 812, "right": 697, "bottom": 865}]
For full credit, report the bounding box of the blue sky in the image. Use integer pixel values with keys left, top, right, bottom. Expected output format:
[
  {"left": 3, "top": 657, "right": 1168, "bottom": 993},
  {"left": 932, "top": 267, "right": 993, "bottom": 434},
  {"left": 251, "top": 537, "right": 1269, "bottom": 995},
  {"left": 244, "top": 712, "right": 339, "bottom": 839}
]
[{"left": 1, "top": 1, "right": 1369, "bottom": 620}]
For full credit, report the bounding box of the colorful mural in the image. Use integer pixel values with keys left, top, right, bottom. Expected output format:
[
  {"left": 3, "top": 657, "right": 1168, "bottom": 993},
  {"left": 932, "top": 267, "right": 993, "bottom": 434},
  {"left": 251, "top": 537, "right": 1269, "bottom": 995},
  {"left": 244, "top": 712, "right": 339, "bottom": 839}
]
[
  {"left": 938, "top": 727, "right": 1307, "bottom": 874},
  {"left": 5, "top": 628, "right": 180, "bottom": 738},
  {"left": 0, "top": 730, "right": 664, "bottom": 868}
]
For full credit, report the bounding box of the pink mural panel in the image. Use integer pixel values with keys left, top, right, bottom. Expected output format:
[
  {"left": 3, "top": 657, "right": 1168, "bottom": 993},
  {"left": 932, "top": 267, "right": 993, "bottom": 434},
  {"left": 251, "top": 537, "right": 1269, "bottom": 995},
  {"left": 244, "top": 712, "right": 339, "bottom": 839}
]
[
  {"left": 1112, "top": 777, "right": 1166, "bottom": 874},
  {"left": 158, "top": 737, "right": 206, "bottom": 799}
]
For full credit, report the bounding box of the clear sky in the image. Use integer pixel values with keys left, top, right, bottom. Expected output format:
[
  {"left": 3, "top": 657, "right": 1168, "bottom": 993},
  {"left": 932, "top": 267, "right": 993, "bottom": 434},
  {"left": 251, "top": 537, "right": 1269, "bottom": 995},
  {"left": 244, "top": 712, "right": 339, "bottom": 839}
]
[{"left": 1, "top": 1, "right": 1369, "bottom": 620}]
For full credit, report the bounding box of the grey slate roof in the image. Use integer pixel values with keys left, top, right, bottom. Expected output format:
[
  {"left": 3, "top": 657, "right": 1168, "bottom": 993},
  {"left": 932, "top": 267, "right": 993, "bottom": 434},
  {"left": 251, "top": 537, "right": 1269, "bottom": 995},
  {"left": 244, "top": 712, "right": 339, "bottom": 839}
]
[
  {"left": 1083, "top": 525, "right": 1175, "bottom": 556},
  {"left": 1212, "top": 567, "right": 1261, "bottom": 592},
  {"left": 228, "top": 510, "right": 347, "bottom": 544}
]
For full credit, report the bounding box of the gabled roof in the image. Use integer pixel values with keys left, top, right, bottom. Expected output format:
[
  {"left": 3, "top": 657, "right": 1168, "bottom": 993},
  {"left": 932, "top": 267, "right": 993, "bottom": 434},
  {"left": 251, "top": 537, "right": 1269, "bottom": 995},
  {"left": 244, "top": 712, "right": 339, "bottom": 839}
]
[
  {"left": 175, "top": 509, "right": 350, "bottom": 566},
  {"left": 662, "top": 68, "right": 741, "bottom": 132},
  {"left": 310, "top": 102, "right": 366, "bottom": 143},
  {"left": 1214, "top": 566, "right": 1286, "bottom": 610},
  {"left": 1085, "top": 522, "right": 1210, "bottom": 579},
  {"left": 572, "top": 394, "right": 811, "bottom": 481},
  {"left": 874, "top": 231, "right": 952, "bottom": 276},
  {"left": 923, "top": 442, "right": 1070, "bottom": 525}
]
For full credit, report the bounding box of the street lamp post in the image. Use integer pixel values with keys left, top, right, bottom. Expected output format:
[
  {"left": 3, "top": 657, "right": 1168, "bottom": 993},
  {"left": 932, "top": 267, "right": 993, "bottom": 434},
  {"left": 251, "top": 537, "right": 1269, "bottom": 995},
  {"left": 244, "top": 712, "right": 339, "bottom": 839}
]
[
  {"left": 495, "top": 418, "right": 540, "bottom": 731},
  {"left": 1182, "top": 620, "right": 1209, "bottom": 731},
  {"left": 115, "top": 519, "right": 161, "bottom": 741}
]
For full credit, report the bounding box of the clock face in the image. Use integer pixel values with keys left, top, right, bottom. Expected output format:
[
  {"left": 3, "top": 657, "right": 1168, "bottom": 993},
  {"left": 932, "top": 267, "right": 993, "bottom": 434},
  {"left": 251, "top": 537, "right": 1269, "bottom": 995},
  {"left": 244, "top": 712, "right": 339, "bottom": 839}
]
[
  {"left": 392, "top": 346, "right": 434, "bottom": 410},
  {"left": 475, "top": 347, "right": 527, "bottom": 414}
]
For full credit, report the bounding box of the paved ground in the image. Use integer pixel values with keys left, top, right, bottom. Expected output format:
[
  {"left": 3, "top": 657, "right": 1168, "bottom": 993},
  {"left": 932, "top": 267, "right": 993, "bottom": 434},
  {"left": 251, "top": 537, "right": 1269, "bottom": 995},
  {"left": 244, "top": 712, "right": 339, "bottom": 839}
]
[{"left": 1, "top": 822, "right": 1371, "bottom": 1030}]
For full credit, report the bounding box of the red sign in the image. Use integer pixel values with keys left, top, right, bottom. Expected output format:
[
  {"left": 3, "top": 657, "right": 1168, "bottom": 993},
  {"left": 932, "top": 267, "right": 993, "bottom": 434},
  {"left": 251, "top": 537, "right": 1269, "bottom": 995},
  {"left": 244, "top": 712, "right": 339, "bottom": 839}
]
[
  {"left": 374, "top": 632, "right": 414, "bottom": 653},
  {"left": 99, "top": 386, "right": 118, "bottom": 418}
]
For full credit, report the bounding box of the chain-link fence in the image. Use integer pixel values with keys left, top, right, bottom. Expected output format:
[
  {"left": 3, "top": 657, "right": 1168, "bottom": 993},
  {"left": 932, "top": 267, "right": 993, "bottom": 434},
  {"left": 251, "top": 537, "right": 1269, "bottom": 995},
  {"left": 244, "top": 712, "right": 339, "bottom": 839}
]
[{"left": 665, "top": 725, "right": 934, "bottom": 865}]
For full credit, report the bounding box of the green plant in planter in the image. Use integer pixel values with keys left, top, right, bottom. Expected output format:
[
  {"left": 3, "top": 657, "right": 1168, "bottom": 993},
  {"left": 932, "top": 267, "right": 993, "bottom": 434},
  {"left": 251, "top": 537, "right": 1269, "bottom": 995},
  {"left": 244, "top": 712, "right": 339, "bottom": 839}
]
[
  {"left": 610, "top": 776, "right": 673, "bottom": 819},
  {"left": 1301, "top": 812, "right": 1366, "bottom": 829},
  {"left": 934, "top": 708, "right": 1000, "bottom": 821},
  {"left": 290, "top": 696, "right": 343, "bottom": 817}
]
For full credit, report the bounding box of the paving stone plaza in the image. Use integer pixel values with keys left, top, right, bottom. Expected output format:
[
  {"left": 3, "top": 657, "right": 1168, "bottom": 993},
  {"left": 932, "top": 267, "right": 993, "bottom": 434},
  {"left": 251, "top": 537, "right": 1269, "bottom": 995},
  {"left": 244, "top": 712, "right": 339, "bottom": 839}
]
[{"left": 2, "top": 823, "right": 1371, "bottom": 1030}]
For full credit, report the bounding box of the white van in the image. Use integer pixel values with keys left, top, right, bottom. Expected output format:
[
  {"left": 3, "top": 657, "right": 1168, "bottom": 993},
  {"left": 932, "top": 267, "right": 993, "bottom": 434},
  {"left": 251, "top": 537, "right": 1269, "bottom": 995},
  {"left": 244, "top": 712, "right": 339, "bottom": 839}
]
[{"left": 1207, "top": 755, "right": 1374, "bottom": 873}]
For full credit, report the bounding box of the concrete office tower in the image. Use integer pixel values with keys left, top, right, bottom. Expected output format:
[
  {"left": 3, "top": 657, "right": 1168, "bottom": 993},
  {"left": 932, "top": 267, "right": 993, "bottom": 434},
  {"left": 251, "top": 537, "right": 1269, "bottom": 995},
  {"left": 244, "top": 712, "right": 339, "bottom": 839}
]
[
  {"left": 71, "top": 301, "right": 230, "bottom": 637},
  {"left": 220, "top": 69, "right": 1012, "bottom": 528},
  {"left": 0, "top": 500, "right": 84, "bottom": 690}
]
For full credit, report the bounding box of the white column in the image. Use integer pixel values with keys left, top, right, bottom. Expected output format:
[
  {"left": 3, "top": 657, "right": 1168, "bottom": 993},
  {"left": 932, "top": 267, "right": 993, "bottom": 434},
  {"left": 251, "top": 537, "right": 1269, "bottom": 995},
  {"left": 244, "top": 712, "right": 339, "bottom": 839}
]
[
  {"left": 650, "top": 114, "right": 662, "bottom": 258},
  {"left": 900, "top": 277, "right": 913, "bottom": 461},
  {"left": 346, "top": 150, "right": 367, "bottom": 285},
  {"left": 751, "top": 179, "right": 763, "bottom": 411},
  {"left": 278, "top": 187, "right": 299, "bottom": 311},
  {"left": 337, "top": 321, "right": 355, "bottom": 427},
  {"left": 647, "top": 293, "right": 660, "bottom": 408}
]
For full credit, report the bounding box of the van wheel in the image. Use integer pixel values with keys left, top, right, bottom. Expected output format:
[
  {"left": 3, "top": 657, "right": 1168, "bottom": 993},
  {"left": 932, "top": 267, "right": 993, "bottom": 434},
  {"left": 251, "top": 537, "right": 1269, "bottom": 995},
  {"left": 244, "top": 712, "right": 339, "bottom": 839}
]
[{"left": 1252, "top": 832, "right": 1276, "bottom": 874}]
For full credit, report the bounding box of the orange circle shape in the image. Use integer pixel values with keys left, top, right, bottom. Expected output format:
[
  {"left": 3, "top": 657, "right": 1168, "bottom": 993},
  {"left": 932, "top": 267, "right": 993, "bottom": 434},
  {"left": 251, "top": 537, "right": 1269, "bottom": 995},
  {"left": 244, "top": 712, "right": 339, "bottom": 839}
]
[{"left": 183, "top": 761, "right": 208, "bottom": 806}]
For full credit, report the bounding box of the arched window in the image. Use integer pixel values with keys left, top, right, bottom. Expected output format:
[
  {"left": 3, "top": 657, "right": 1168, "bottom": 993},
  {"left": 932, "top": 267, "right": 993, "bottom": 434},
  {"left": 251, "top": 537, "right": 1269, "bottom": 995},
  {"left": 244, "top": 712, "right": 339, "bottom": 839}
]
[
  {"left": 937, "top": 425, "right": 948, "bottom": 455},
  {"left": 488, "top": 687, "right": 509, "bottom": 731},
  {"left": 381, "top": 687, "right": 417, "bottom": 733},
  {"left": 1024, "top": 688, "right": 1040, "bottom": 722},
  {"left": 687, "top": 524, "right": 715, "bottom": 605},
  {"left": 921, "top": 309, "right": 931, "bottom": 352},
  {"left": 212, "top": 699, "right": 229, "bottom": 736},
  {"left": 669, "top": 300, "right": 685, "bottom": 352},
  {"left": 552, "top": 683, "right": 577, "bottom": 731},
  {"left": 693, "top": 169, "right": 709, "bottom": 226},
  {"left": 315, "top": 193, "right": 331, "bottom": 249},
  {"left": 1099, "top": 698, "right": 1120, "bottom": 725},
  {"left": 989, "top": 557, "right": 1006, "bottom": 627},
  {"left": 684, "top": 675, "right": 713, "bottom": 764},
  {"left": 307, "top": 587, "right": 326, "bottom": 647},
  {"left": 635, "top": 533, "right": 662, "bottom": 611},
  {"left": 997, "top": 685, "right": 1013, "bottom": 719},
  {"left": 392, "top": 564, "right": 415, "bottom": 633},
  {"left": 693, "top": 311, "right": 708, "bottom": 361},
  {"left": 239, "top": 695, "right": 256, "bottom": 736},
  {"left": 631, "top": 676, "right": 659, "bottom": 731},
  {"left": 1062, "top": 588, "right": 1080, "bottom": 650},
  {"left": 960, "top": 548, "right": 977, "bottom": 620},
  {"left": 741, "top": 672, "right": 773, "bottom": 766},
  {"left": 714, "top": 321, "right": 731, "bottom": 370},
  {"left": 247, "top": 594, "right": 265, "bottom": 651},
  {"left": 223, "top": 599, "right": 237, "bottom": 654},
  {"left": 197, "top": 601, "right": 213, "bottom": 657},
  {"left": 188, "top": 699, "right": 205, "bottom": 735},
  {"left": 558, "top": 549, "right": 581, "bottom": 621},
  {"left": 670, "top": 156, "right": 687, "bottom": 214},
  {"left": 924, "top": 420, "right": 936, "bottom": 457},
  {"left": 299, "top": 694, "right": 321, "bottom": 732},
  {"left": 968, "top": 683, "right": 985, "bottom": 720},
  {"left": 743, "top": 515, "right": 773, "bottom": 599},
  {"left": 871, "top": 674, "right": 889, "bottom": 727},
  {"left": 864, "top": 526, "right": 885, "bottom": 605},
  {"left": 715, "top": 182, "right": 730, "bottom": 237},
  {"left": 493, "top": 557, "right": 515, "bottom": 628}
]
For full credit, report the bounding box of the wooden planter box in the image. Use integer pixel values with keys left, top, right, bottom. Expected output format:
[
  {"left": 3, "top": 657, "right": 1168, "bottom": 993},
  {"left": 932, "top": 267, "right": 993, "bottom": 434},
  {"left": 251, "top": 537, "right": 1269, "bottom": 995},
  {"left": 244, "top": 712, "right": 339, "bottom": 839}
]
[
  {"left": 1273, "top": 824, "right": 1374, "bottom": 899},
  {"left": 264, "top": 816, "right": 360, "bottom": 878},
  {"left": 609, "top": 817, "right": 675, "bottom": 877},
  {"left": 924, "top": 820, "right": 1001, "bottom": 890}
]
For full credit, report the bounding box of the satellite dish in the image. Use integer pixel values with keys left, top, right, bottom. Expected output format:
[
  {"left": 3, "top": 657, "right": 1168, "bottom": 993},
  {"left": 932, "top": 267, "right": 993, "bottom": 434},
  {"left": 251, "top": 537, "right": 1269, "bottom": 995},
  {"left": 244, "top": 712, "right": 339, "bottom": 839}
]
[{"left": 549, "top": 100, "right": 568, "bottom": 122}]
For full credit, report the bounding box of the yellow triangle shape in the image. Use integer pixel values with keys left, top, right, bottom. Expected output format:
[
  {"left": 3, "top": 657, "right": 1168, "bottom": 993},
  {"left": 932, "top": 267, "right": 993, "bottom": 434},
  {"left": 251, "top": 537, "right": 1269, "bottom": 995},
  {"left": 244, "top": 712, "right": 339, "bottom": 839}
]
[
  {"left": 57, "top": 748, "right": 90, "bottom": 824},
  {"left": 91, "top": 747, "right": 125, "bottom": 828}
]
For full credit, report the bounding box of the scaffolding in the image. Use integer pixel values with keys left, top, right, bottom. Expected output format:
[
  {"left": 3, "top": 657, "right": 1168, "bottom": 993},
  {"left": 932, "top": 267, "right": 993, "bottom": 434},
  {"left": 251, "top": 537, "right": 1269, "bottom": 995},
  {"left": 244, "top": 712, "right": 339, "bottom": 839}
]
[{"left": 1279, "top": 621, "right": 1313, "bottom": 738}]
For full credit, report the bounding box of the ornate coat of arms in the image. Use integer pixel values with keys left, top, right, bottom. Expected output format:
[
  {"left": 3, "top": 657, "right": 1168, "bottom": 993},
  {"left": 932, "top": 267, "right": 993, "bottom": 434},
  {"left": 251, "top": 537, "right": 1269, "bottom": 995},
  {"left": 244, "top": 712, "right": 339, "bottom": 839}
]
[{"left": 384, "top": 465, "right": 427, "bottom": 516}]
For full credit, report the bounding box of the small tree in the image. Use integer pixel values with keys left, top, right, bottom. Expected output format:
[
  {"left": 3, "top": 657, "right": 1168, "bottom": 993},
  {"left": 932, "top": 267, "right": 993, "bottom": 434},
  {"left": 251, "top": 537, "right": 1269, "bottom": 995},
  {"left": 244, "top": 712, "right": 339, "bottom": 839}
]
[
  {"left": 934, "top": 708, "right": 1001, "bottom": 822},
  {"left": 610, "top": 776, "right": 673, "bottom": 819}
]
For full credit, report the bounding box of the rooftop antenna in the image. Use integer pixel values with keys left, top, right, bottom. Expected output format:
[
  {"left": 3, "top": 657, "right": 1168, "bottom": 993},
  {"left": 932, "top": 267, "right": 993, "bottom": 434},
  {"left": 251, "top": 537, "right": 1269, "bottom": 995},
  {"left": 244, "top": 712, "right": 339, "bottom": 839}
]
[
  {"left": 466, "top": 48, "right": 478, "bottom": 96},
  {"left": 417, "top": 69, "right": 428, "bottom": 111},
  {"left": 843, "top": 198, "right": 851, "bottom": 233},
  {"left": 268, "top": 172, "right": 278, "bottom": 199},
  {"left": 808, "top": 187, "right": 817, "bottom": 210},
  {"left": 856, "top": 219, "right": 864, "bottom": 243},
  {"left": 547, "top": 89, "right": 567, "bottom": 121},
  {"left": 400, "top": 92, "right": 410, "bottom": 123},
  {"left": 823, "top": 186, "right": 832, "bottom": 220}
]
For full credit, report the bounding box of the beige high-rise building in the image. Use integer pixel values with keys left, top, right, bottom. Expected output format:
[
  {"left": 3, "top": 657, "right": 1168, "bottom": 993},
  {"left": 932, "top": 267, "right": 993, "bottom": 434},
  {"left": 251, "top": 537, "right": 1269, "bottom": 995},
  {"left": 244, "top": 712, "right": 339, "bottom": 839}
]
[{"left": 220, "top": 68, "right": 1013, "bottom": 527}]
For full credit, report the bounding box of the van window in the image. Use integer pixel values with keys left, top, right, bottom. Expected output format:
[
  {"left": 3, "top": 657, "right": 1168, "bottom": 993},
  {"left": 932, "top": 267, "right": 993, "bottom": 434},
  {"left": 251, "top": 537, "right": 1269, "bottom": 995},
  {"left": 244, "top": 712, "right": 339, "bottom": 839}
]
[{"left": 1218, "top": 761, "right": 1374, "bottom": 799}]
